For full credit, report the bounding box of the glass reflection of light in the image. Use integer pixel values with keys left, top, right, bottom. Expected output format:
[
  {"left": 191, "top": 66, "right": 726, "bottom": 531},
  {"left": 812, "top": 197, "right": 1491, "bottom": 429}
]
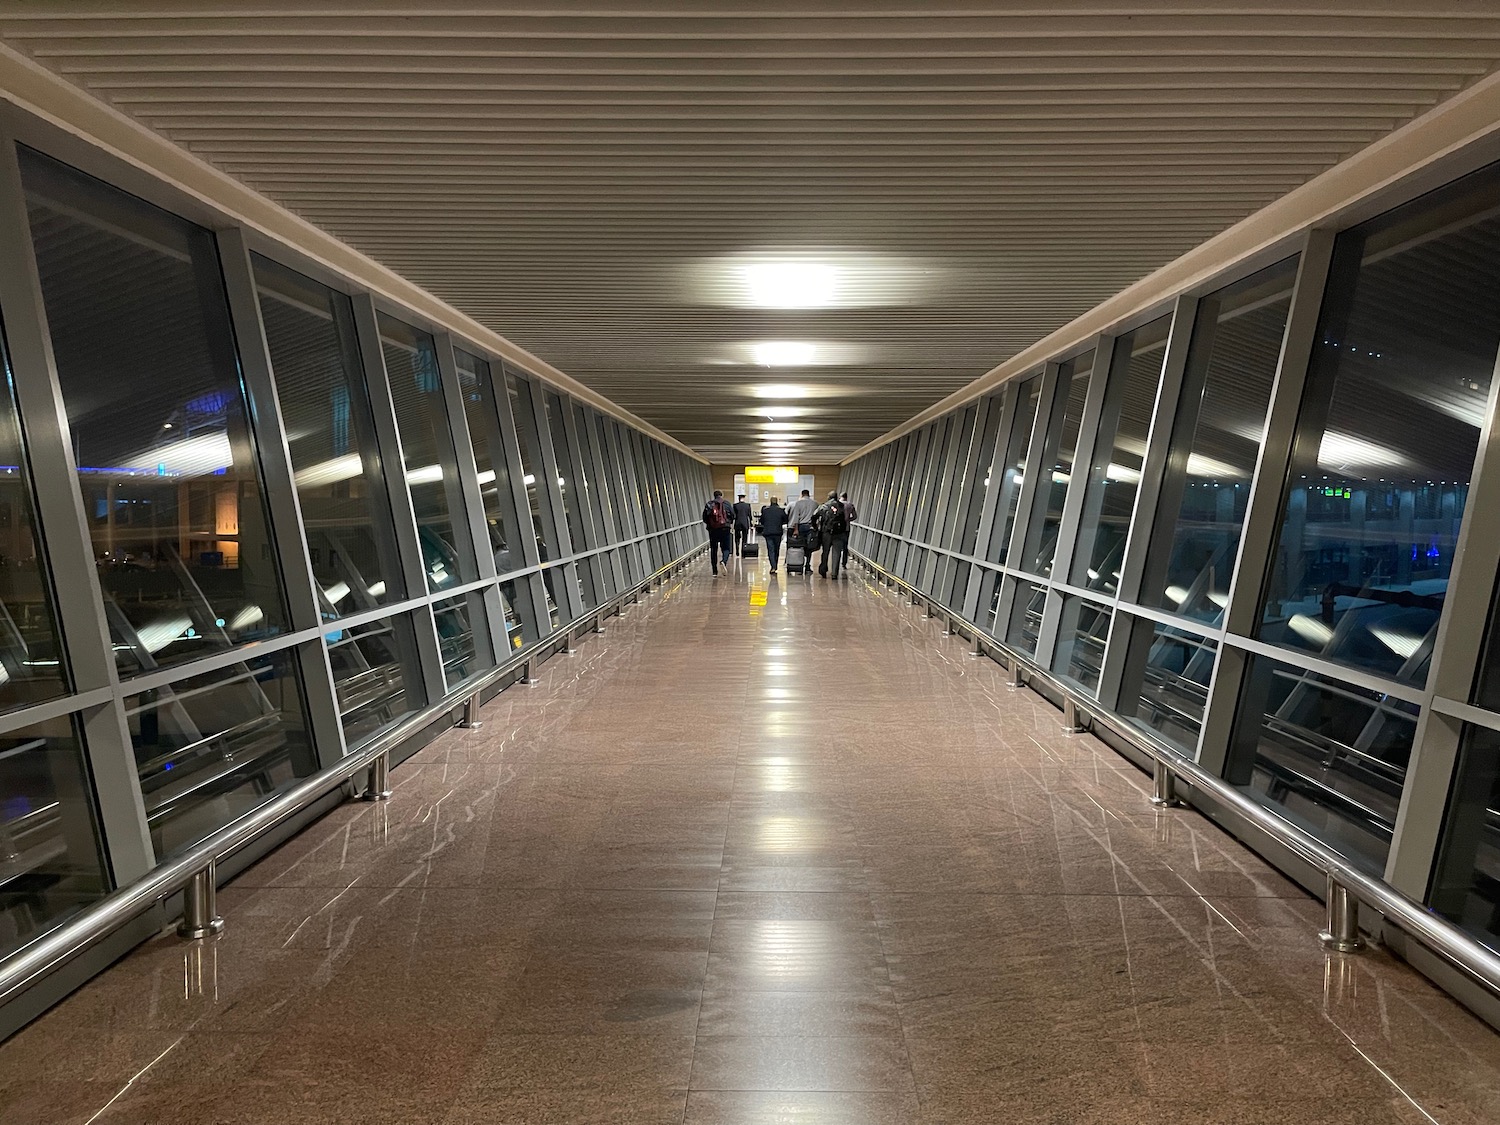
[
  {"left": 135, "top": 615, "right": 193, "bottom": 654},
  {"left": 1289, "top": 613, "right": 1334, "bottom": 646},
  {"left": 229, "top": 605, "right": 264, "bottom": 630}
]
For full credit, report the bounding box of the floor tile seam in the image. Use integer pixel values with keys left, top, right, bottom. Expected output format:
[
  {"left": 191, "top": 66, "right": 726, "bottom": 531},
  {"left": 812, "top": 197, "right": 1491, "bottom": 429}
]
[{"left": 685, "top": 757, "right": 739, "bottom": 1102}]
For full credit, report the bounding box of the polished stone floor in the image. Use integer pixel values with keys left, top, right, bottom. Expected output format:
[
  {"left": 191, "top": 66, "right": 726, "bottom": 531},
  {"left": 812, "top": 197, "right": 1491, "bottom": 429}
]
[{"left": 4, "top": 556, "right": 1500, "bottom": 1124}]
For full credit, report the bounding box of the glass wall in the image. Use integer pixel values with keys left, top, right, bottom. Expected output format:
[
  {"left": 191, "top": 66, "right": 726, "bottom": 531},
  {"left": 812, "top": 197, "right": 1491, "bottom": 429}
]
[
  {"left": 23, "top": 147, "right": 288, "bottom": 676},
  {"left": 840, "top": 154, "right": 1500, "bottom": 982},
  {"left": 0, "top": 125, "right": 709, "bottom": 990}
]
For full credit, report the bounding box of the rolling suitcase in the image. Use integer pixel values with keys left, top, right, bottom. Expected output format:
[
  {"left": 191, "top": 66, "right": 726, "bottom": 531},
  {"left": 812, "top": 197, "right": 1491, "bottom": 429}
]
[
  {"left": 784, "top": 544, "right": 806, "bottom": 573},
  {"left": 741, "top": 527, "right": 759, "bottom": 558}
]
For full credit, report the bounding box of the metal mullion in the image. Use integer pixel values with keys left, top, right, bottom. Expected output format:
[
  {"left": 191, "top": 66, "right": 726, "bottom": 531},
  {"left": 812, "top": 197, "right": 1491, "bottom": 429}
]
[
  {"left": 348, "top": 292, "right": 445, "bottom": 704},
  {"left": 523, "top": 376, "right": 585, "bottom": 620},
  {"left": 467, "top": 352, "right": 543, "bottom": 647},
  {"left": 996, "top": 361, "right": 1065, "bottom": 640},
  {"left": 1196, "top": 228, "right": 1337, "bottom": 773},
  {"left": 0, "top": 130, "right": 154, "bottom": 883},
  {"left": 919, "top": 413, "right": 965, "bottom": 592},
  {"left": 961, "top": 390, "right": 1011, "bottom": 622},
  {"left": 1038, "top": 339, "right": 1117, "bottom": 670},
  {"left": 946, "top": 396, "right": 996, "bottom": 554},
  {"left": 893, "top": 430, "right": 927, "bottom": 573},
  {"left": 559, "top": 395, "right": 610, "bottom": 599},
  {"left": 1097, "top": 294, "right": 1201, "bottom": 712},
  {"left": 209, "top": 227, "right": 348, "bottom": 768},
  {"left": 1386, "top": 338, "right": 1500, "bottom": 897},
  {"left": 608, "top": 420, "right": 647, "bottom": 580},
  {"left": 431, "top": 332, "right": 503, "bottom": 670}
]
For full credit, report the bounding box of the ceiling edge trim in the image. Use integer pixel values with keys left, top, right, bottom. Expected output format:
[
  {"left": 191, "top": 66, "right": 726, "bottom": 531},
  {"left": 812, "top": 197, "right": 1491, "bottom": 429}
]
[
  {"left": 0, "top": 41, "right": 709, "bottom": 465},
  {"left": 841, "top": 64, "right": 1500, "bottom": 465}
]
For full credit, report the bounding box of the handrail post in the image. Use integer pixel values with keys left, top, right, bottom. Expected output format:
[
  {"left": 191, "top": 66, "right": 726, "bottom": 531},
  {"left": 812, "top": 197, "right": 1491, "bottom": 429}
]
[
  {"left": 519, "top": 658, "right": 536, "bottom": 686},
  {"left": 945, "top": 615, "right": 960, "bottom": 636},
  {"left": 1062, "top": 696, "right": 1085, "bottom": 733},
  {"left": 561, "top": 630, "right": 575, "bottom": 655},
  {"left": 925, "top": 601, "right": 938, "bottom": 619},
  {"left": 971, "top": 631, "right": 986, "bottom": 657},
  {"left": 177, "top": 858, "right": 224, "bottom": 940},
  {"left": 457, "top": 692, "right": 483, "bottom": 730},
  {"left": 363, "top": 751, "right": 391, "bottom": 801},
  {"left": 1150, "top": 756, "right": 1179, "bottom": 808},
  {"left": 593, "top": 612, "right": 604, "bottom": 634},
  {"left": 1321, "top": 874, "right": 1365, "bottom": 952},
  {"left": 1009, "top": 660, "right": 1025, "bottom": 689}
]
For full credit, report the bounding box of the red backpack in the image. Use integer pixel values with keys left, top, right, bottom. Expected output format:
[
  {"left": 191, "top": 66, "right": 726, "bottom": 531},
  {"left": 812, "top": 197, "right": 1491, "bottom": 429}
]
[{"left": 705, "top": 500, "right": 730, "bottom": 530}]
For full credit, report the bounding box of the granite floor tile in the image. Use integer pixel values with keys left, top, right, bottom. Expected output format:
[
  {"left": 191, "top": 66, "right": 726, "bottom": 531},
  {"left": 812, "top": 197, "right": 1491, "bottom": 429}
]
[{"left": 2, "top": 564, "right": 1497, "bottom": 1125}]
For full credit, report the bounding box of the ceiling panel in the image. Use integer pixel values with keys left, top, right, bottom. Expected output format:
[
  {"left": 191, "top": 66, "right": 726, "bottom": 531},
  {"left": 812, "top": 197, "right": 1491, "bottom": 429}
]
[{"left": 3, "top": 2, "right": 1500, "bottom": 464}]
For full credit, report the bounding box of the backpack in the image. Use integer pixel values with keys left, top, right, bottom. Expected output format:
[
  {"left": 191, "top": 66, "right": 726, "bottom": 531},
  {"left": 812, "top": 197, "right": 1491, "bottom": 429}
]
[
  {"left": 704, "top": 499, "right": 730, "bottom": 530},
  {"left": 823, "top": 501, "right": 848, "bottom": 535}
]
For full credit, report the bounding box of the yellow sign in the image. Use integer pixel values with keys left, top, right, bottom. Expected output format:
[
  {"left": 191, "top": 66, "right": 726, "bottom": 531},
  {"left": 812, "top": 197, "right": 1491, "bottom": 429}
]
[{"left": 745, "top": 465, "right": 799, "bottom": 484}]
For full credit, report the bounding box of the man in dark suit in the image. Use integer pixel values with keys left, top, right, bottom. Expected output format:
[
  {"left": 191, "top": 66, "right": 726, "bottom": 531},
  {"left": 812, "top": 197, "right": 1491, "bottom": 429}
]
[{"left": 733, "top": 494, "right": 753, "bottom": 556}]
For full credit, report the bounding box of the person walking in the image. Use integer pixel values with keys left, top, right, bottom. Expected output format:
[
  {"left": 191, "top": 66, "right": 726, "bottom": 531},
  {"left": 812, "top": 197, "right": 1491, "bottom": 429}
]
[
  {"left": 733, "top": 493, "right": 753, "bottom": 557},
  {"left": 758, "top": 495, "right": 789, "bottom": 573},
  {"left": 702, "top": 489, "right": 734, "bottom": 575},
  {"left": 815, "top": 491, "right": 850, "bottom": 580},
  {"left": 787, "top": 488, "right": 818, "bottom": 570},
  {"left": 840, "top": 492, "right": 858, "bottom": 571}
]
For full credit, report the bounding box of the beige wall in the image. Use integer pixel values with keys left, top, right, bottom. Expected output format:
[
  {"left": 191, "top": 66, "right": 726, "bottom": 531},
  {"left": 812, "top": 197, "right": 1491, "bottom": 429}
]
[{"left": 709, "top": 465, "right": 845, "bottom": 500}]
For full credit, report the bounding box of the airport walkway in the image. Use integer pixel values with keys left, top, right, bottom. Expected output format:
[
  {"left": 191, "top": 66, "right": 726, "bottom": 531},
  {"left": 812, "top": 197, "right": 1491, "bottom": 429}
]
[{"left": 3, "top": 556, "right": 1499, "bottom": 1125}]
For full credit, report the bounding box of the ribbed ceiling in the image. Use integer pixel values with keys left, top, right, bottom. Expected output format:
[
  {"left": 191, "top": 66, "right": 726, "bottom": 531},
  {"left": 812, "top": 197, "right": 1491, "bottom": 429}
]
[{"left": 4, "top": 2, "right": 1500, "bottom": 465}]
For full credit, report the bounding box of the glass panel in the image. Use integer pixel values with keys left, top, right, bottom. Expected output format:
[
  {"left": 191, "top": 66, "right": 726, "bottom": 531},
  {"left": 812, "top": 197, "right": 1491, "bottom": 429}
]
[
  {"left": 1142, "top": 259, "right": 1297, "bottom": 624},
  {"left": 1070, "top": 316, "right": 1171, "bottom": 593},
  {"left": 1030, "top": 351, "right": 1094, "bottom": 574},
  {"left": 1120, "top": 619, "right": 1218, "bottom": 754},
  {"left": 0, "top": 325, "right": 68, "bottom": 711},
  {"left": 325, "top": 613, "right": 421, "bottom": 748},
  {"left": 454, "top": 349, "right": 527, "bottom": 649},
  {"left": 379, "top": 315, "right": 472, "bottom": 594},
  {"left": 22, "top": 147, "right": 288, "bottom": 675},
  {"left": 1431, "top": 724, "right": 1500, "bottom": 950},
  {"left": 0, "top": 714, "right": 108, "bottom": 958},
  {"left": 127, "top": 648, "right": 315, "bottom": 857},
  {"left": 433, "top": 593, "right": 484, "bottom": 690},
  {"left": 1006, "top": 579, "right": 1048, "bottom": 655},
  {"left": 1258, "top": 169, "right": 1500, "bottom": 687},
  {"left": 1226, "top": 653, "right": 1415, "bottom": 871},
  {"left": 1051, "top": 596, "right": 1112, "bottom": 695},
  {"left": 545, "top": 392, "right": 587, "bottom": 554},
  {"left": 988, "top": 376, "right": 1042, "bottom": 564},
  {"left": 507, "top": 373, "right": 554, "bottom": 563},
  {"left": 252, "top": 255, "right": 400, "bottom": 620}
]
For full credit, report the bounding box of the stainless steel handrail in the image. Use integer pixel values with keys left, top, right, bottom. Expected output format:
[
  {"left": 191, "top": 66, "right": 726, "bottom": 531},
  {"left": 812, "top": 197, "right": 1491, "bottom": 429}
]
[
  {"left": 0, "top": 541, "right": 706, "bottom": 1010},
  {"left": 851, "top": 550, "right": 1500, "bottom": 1000}
]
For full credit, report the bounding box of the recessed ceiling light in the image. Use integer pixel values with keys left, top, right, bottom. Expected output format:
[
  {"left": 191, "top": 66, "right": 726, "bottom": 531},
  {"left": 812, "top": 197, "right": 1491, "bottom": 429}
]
[
  {"left": 750, "top": 385, "right": 812, "bottom": 400},
  {"left": 742, "top": 263, "right": 838, "bottom": 309},
  {"left": 750, "top": 341, "right": 816, "bottom": 367}
]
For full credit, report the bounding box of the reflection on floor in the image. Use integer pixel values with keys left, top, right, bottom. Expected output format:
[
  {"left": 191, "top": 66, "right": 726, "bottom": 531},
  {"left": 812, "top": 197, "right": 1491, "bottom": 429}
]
[{"left": 3, "top": 555, "right": 1499, "bottom": 1124}]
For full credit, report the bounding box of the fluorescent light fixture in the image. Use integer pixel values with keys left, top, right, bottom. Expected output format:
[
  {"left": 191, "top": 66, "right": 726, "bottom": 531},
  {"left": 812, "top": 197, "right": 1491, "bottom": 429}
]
[
  {"left": 751, "top": 341, "right": 816, "bottom": 367},
  {"left": 476, "top": 469, "right": 496, "bottom": 485},
  {"left": 523, "top": 473, "right": 536, "bottom": 485},
  {"left": 742, "top": 263, "right": 838, "bottom": 309},
  {"left": 406, "top": 464, "right": 443, "bottom": 485},
  {"left": 750, "top": 384, "right": 812, "bottom": 400},
  {"left": 367, "top": 581, "right": 387, "bottom": 599},
  {"left": 322, "top": 581, "right": 351, "bottom": 606}
]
